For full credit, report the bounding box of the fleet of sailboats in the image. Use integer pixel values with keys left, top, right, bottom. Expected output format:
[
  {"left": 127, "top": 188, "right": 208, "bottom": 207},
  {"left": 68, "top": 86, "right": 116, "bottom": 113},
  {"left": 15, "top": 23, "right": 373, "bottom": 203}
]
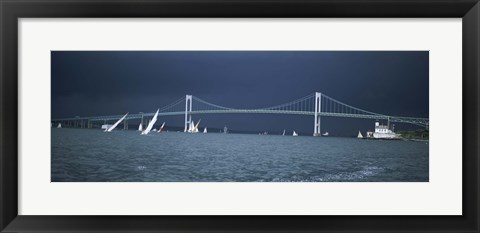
[
  {"left": 54, "top": 110, "right": 374, "bottom": 139},
  {"left": 105, "top": 113, "right": 128, "bottom": 132},
  {"left": 186, "top": 119, "right": 203, "bottom": 133}
]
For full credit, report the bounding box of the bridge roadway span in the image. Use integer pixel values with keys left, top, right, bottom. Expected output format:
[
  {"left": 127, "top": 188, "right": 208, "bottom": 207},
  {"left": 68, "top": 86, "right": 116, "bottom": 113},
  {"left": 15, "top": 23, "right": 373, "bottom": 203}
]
[
  {"left": 52, "top": 110, "right": 428, "bottom": 126},
  {"left": 52, "top": 92, "right": 429, "bottom": 133}
]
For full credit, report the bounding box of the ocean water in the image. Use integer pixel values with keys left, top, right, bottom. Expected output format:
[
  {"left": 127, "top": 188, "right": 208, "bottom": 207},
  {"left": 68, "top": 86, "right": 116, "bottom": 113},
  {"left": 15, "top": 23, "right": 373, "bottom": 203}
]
[{"left": 51, "top": 128, "right": 429, "bottom": 182}]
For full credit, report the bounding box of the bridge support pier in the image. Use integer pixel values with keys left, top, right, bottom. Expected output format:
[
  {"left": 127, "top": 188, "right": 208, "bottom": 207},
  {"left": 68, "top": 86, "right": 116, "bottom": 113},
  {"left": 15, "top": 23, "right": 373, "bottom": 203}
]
[
  {"left": 313, "top": 92, "right": 322, "bottom": 136},
  {"left": 184, "top": 95, "right": 192, "bottom": 132},
  {"left": 124, "top": 119, "right": 128, "bottom": 130}
]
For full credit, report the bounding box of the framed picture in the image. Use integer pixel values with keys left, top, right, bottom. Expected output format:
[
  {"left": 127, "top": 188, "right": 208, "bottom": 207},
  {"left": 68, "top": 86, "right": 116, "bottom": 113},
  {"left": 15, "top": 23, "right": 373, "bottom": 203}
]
[{"left": 1, "top": 0, "right": 478, "bottom": 232}]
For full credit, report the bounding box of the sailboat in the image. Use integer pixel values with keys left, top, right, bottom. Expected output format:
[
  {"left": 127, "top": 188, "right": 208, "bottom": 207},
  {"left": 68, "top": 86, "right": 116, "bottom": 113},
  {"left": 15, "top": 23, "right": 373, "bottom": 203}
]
[
  {"left": 187, "top": 120, "right": 194, "bottom": 133},
  {"left": 292, "top": 131, "right": 298, "bottom": 136},
  {"left": 192, "top": 119, "right": 201, "bottom": 133},
  {"left": 187, "top": 121, "right": 193, "bottom": 133},
  {"left": 105, "top": 113, "right": 129, "bottom": 132},
  {"left": 141, "top": 109, "right": 159, "bottom": 135},
  {"left": 223, "top": 126, "right": 228, "bottom": 134},
  {"left": 282, "top": 129, "right": 285, "bottom": 136},
  {"left": 203, "top": 127, "right": 207, "bottom": 133},
  {"left": 138, "top": 123, "right": 143, "bottom": 131},
  {"left": 357, "top": 131, "right": 364, "bottom": 139},
  {"left": 158, "top": 122, "right": 165, "bottom": 133},
  {"left": 322, "top": 132, "right": 329, "bottom": 136},
  {"left": 57, "top": 123, "right": 62, "bottom": 128}
]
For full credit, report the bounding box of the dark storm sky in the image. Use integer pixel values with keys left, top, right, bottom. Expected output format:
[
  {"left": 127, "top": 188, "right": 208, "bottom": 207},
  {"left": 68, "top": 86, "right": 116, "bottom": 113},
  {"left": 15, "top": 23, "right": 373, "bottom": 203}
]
[{"left": 51, "top": 51, "right": 428, "bottom": 136}]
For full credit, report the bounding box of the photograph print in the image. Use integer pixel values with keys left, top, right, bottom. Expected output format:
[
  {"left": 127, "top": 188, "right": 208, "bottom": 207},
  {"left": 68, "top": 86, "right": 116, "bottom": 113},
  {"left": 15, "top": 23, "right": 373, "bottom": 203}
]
[{"left": 51, "top": 51, "right": 429, "bottom": 182}]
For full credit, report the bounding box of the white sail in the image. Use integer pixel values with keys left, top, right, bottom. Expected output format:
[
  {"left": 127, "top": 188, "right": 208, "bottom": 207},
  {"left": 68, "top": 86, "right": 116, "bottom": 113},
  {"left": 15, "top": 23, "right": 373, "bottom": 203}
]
[
  {"left": 282, "top": 129, "right": 285, "bottom": 136},
  {"left": 188, "top": 121, "right": 194, "bottom": 132},
  {"left": 357, "top": 131, "right": 363, "bottom": 139},
  {"left": 192, "top": 119, "right": 201, "bottom": 133},
  {"left": 158, "top": 122, "right": 165, "bottom": 133},
  {"left": 105, "top": 113, "right": 128, "bottom": 132},
  {"left": 141, "top": 109, "right": 159, "bottom": 135},
  {"left": 203, "top": 127, "right": 207, "bottom": 133},
  {"left": 57, "top": 123, "right": 62, "bottom": 128},
  {"left": 138, "top": 123, "right": 143, "bottom": 131},
  {"left": 293, "top": 131, "right": 298, "bottom": 136}
]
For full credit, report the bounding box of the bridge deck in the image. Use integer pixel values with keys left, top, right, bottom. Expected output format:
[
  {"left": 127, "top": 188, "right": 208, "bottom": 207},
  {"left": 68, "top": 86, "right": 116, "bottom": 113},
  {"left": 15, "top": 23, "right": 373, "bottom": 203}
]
[
  {"left": 51, "top": 93, "right": 429, "bottom": 127},
  {"left": 52, "top": 110, "right": 428, "bottom": 126}
]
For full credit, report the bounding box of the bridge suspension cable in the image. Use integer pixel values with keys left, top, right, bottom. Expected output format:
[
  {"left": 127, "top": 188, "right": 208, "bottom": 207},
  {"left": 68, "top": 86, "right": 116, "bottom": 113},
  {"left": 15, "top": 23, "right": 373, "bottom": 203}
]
[
  {"left": 158, "top": 96, "right": 186, "bottom": 113},
  {"left": 52, "top": 92, "right": 428, "bottom": 130},
  {"left": 192, "top": 96, "right": 234, "bottom": 111},
  {"left": 261, "top": 93, "right": 316, "bottom": 112},
  {"left": 321, "top": 94, "right": 383, "bottom": 116}
]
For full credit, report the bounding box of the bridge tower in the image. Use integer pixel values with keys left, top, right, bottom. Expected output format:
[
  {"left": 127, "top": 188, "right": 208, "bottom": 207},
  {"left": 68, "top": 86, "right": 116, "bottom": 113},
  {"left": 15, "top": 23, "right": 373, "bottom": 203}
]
[
  {"left": 184, "top": 95, "right": 192, "bottom": 132},
  {"left": 313, "top": 92, "right": 322, "bottom": 136}
]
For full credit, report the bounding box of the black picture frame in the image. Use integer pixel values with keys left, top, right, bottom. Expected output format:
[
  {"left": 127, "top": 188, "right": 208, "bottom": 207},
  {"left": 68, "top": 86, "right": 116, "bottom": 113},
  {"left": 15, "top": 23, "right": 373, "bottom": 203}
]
[{"left": 1, "top": 0, "right": 479, "bottom": 232}]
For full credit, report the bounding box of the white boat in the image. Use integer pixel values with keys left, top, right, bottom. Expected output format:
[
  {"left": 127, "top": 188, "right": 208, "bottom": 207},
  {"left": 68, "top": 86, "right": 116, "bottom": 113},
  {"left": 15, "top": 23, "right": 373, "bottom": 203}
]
[
  {"left": 203, "top": 127, "right": 207, "bottom": 133},
  {"left": 282, "top": 129, "right": 285, "bottom": 136},
  {"left": 101, "top": 124, "right": 113, "bottom": 130},
  {"left": 187, "top": 120, "right": 200, "bottom": 133},
  {"left": 188, "top": 121, "right": 194, "bottom": 133},
  {"left": 141, "top": 109, "right": 159, "bottom": 135},
  {"left": 57, "top": 123, "right": 62, "bottom": 128},
  {"left": 371, "top": 121, "right": 400, "bottom": 139},
  {"left": 153, "top": 129, "right": 157, "bottom": 132},
  {"left": 138, "top": 123, "right": 143, "bottom": 131},
  {"left": 192, "top": 119, "right": 201, "bottom": 133},
  {"left": 357, "top": 131, "right": 364, "bottom": 139},
  {"left": 293, "top": 131, "right": 298, "bottom": 136},
  {"left": 105, "top": 113, "right": 128, "bottom": 132},
  {"left": 158, "top": 122, "right": 165, "bottom": 133},
  {"left": 322, "top": 132, "right": 329, "bottom": 136}
]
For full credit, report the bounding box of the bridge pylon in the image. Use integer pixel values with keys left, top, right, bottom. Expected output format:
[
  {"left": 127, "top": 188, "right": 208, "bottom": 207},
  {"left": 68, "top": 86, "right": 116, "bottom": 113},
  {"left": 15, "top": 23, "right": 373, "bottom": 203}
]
[
  {"left": 184, "top": 95, "right": 192, "bottom": 132},
  {"left": 313, "top": 92, "right": 322, "bottom": 136}
]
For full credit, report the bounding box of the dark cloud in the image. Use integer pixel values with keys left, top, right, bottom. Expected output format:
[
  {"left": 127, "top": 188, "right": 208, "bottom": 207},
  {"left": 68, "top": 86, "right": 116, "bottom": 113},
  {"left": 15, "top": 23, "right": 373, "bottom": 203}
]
[{"left": 52, "top": 51, "right": 428, "bottom": 135}]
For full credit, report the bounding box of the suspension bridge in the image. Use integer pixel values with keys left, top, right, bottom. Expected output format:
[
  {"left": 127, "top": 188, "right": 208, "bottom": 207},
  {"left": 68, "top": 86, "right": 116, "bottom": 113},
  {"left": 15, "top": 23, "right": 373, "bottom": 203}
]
[{"left": 51, "top": 92, "right": 429, "bottom": 136}]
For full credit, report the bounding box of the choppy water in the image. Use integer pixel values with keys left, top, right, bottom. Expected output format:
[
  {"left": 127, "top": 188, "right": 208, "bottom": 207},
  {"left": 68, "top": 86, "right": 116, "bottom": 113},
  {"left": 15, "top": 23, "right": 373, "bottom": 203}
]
[{"left": 51, "top": 128, "right": 428, "bottom": 182}]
